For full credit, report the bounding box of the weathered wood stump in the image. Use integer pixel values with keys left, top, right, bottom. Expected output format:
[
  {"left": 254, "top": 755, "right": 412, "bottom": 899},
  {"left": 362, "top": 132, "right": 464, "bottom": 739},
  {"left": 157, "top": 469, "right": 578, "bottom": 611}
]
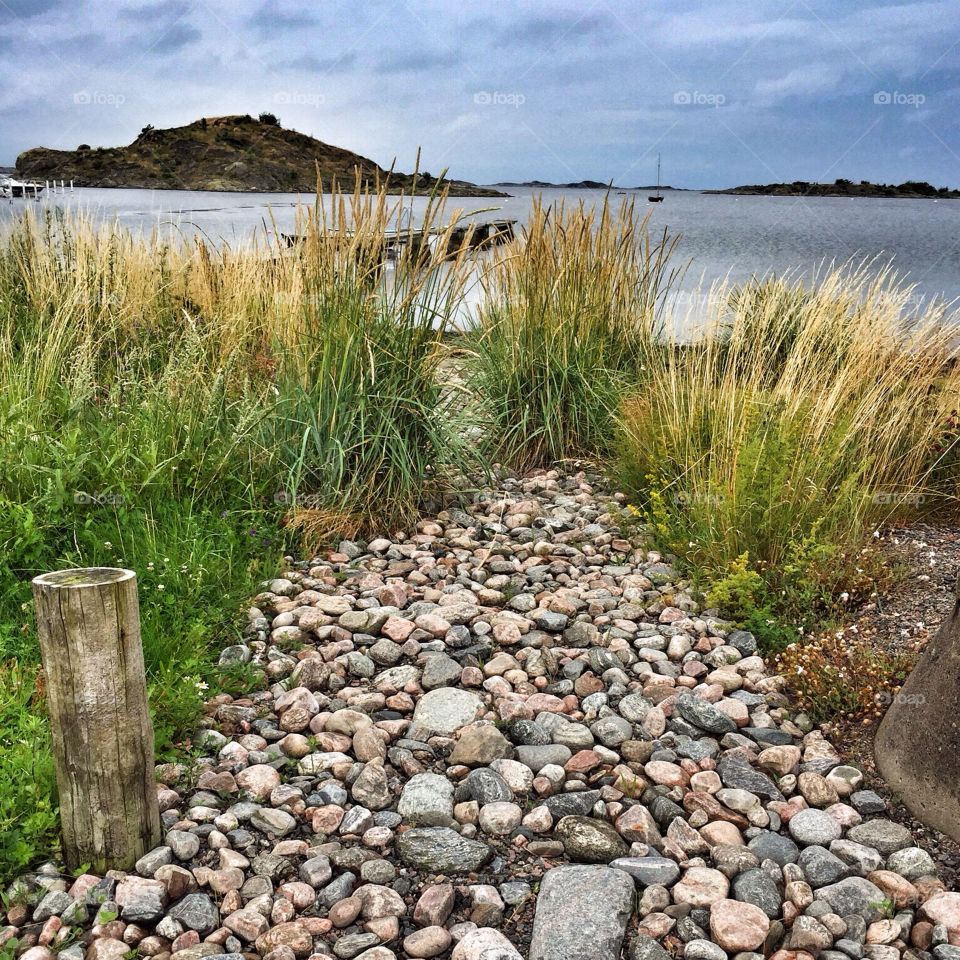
[
  {"left": 32, "top": 567, "right": 161, "bottom": 871},
  {"left": 875, "top": 571, "right": 960, "bottom": 840}
]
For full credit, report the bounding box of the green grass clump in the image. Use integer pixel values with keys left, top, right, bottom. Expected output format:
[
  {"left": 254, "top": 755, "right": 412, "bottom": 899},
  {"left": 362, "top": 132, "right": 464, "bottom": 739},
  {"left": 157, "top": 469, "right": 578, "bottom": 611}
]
[{"left": 468, "top": 196, "right": 681, "bottom": 468}]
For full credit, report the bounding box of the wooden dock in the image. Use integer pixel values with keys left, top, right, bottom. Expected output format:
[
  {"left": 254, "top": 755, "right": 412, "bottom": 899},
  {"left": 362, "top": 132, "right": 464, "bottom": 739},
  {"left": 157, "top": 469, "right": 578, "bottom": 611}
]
[{"left": 279, "top": 218, "right": 517, "bottom": 261}]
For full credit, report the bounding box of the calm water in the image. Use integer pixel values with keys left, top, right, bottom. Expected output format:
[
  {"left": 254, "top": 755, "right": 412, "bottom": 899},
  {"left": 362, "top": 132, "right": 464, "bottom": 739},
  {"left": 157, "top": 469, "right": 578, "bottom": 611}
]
[{"left": 3, "top": 183, "right": 959, "bottom": 310}]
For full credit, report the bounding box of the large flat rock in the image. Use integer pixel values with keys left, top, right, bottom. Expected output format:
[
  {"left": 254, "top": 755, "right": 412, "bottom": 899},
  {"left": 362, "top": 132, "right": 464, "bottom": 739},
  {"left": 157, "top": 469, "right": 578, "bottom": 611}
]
[
  {"left": 412, "top": 688, "right": 485, "bottom": 735},
  {"left": 396, "top": 827, "right": 493, "bottom": 873},
  {"left": 528, "top": 865, "right": 634, "bottom": 960}
]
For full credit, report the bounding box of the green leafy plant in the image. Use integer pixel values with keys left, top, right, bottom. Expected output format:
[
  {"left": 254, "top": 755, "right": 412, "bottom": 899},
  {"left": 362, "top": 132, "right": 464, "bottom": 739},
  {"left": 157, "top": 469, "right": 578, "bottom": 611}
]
[{"left": 0, "top": 938, "right": 21, "bottom": 960}]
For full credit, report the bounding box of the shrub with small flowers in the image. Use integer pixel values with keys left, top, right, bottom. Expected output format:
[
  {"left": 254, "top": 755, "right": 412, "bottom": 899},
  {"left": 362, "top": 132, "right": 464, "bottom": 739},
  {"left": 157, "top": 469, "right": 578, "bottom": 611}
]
[
  {"left": 775, "top": 630, "right": 915, "bottom": 724},
  {"left": 626, "top": 473, "right": 890, "bottom": 652}
]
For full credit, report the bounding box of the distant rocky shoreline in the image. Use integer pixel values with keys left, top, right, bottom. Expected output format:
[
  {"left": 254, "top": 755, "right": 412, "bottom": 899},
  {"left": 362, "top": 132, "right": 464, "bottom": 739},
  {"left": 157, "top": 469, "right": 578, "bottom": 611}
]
[
  {"left": 494, "top": 180, "right": 684, "bottom": 191},
  {"left": 706, "top": 180, "right": 959, "bottom": 200}
]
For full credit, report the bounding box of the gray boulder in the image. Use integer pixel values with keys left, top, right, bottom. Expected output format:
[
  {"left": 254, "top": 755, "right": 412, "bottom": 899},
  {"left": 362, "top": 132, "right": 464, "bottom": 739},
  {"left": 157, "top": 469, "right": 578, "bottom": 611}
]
[
  {"left": 528, "top": 865, "right": 635, "bottom": 960},
  {"left": 396, "top": 827, "right": 493, "bottom": 873}
]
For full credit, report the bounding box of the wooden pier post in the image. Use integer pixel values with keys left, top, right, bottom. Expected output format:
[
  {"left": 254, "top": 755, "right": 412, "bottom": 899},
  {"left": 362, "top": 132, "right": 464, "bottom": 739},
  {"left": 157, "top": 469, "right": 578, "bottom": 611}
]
[{"left": 32, "top": 568, "right": 161, "bottom": 872}]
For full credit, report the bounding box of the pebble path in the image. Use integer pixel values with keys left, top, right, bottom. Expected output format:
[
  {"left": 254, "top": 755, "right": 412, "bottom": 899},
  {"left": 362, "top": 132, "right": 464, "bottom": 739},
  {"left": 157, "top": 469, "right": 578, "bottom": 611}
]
[{"left": 5, "top": 470, "right": 960, "bottom": 960}]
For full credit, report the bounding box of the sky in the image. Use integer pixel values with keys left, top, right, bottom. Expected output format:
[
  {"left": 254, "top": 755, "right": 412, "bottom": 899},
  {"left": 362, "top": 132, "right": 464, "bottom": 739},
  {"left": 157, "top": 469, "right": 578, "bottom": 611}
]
[{"left": 0, "top": 0, "right": 958, "bottom": 189}]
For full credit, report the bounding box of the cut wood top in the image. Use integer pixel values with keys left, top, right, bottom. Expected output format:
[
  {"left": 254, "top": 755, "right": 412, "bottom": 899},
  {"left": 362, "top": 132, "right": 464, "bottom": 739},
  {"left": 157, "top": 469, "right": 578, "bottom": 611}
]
[{"left": 33, "top": 567, "right": 136, "bottom": 588}]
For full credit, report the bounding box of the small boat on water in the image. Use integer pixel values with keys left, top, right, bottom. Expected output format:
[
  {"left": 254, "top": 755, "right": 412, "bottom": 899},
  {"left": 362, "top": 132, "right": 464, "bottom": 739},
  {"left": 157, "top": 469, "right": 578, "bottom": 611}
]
[
  {"left": 0, "top": 176, "right": 44, "bottom": 198},
  {"left": 648, "top": 154, "right": 664, "bottom": 203}
]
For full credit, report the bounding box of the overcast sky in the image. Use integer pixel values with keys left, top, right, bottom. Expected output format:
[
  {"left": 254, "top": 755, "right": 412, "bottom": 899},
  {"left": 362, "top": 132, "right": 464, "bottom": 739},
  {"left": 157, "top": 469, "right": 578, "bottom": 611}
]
[{"left": 1, "top": 0, "right": 958, "bottom": 188}]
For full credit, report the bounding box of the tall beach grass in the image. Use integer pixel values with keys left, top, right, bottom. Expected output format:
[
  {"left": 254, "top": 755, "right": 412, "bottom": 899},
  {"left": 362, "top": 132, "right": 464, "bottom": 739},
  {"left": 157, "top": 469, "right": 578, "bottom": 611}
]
[
  {"left": 467, "top": 196, "right": 682, "bottom": 468},
  {"left": 616, "top": 265, "right": 960, "bottom": 645}
]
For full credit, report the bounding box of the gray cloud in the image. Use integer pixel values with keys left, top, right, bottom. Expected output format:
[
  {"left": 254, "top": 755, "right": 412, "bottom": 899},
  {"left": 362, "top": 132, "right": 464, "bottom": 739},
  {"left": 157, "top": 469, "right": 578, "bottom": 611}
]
[
  {"left": 0, "top": 0, "right": 957, "bottom": 189},
  {"left": 248, "top": 1, "right": 317, "bottom": 33},
  {"left": 118, "top": 1, "right": 191, "bottom": 21},
  {"left": 373, "top": 48, "right": 460, "bottom": 75},
  {"left": 493, "top": 12, "right": 611, "bottom": 48},
  {"left": 2, "top": 0, "right": 63, "bottom": 18},
  {"left": 147, "top": 21, "right": 201, "bottom": 54},
  {"left": 282, "top": 52, "right": 358, "bottom": 73}
]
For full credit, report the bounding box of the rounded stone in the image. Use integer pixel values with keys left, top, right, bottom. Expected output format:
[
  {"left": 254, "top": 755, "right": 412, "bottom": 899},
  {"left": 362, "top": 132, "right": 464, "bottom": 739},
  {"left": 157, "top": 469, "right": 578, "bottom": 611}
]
[
  {"left": 396, "top": 827, "right": 493, "bottom": 873},
  {"left": 555, "top": 816, "right": 629, "bottom": 864},
  {"left": 236, "top": 764, "right": 281, "bottom": 801},
  {"left": 413, "top": 688, "right": 485, "bottom": 735},
  {"left": 452, "top": 928, "right": 522, "bottom": 960},
  {"left": 478, "top": 802, "right": 523, "bottom": 836},
  {"left": 673, "top": 867, "right": 730, "bottom": 907},
  {"left": 684, "top": 939, "right": 727, "bottom": 960},
  {"left": 710, "top": 898, "right": 771, "bottom": 951},
  {"left": 609, "top": 856, "right": 681, "bottom": 888},
  {"left": 403, "top": 926, "right": 452, "bottom": 958},
  {"left": 463, "top": 767, "right": 513, "bottom": 805},
  {"left": 398, "top": 773, "right": 455, "bottom": 827},
  {"left": 788, "top": 808, "right": 842, "bottom": 846},
  {"left": 845, "top": 820, "right": 914, "bottom": 856},
  {"left": 886, "top": 845, "right": 936, "bottom": 880}
]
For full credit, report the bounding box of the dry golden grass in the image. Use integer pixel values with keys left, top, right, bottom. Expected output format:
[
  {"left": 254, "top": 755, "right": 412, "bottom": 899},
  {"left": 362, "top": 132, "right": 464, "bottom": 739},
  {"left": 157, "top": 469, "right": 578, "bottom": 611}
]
[{"left": 622, "top": 264, "right": 960, "bottom": 561}]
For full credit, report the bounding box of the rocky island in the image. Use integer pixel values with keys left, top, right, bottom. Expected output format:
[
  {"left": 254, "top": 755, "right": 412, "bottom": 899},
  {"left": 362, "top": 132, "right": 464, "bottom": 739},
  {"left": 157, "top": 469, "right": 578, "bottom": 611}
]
[
  {"left": 706, "top": 178, "right": 959, "bottom": 199},
  {"left": 494, "top": 180, "right": 615, "bottom": 189},
  {"left": 15, "top": 114, "right": 507, "bottom": 196}
]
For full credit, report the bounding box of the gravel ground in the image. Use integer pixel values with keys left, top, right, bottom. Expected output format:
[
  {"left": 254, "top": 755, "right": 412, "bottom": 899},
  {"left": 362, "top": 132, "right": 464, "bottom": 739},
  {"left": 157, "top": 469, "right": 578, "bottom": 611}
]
[
  {"left": 830, "top": 521, "right": 960, "bottom": 889},
  {"left": 7, "top": 475, "right": 960, "bottom": 960}
]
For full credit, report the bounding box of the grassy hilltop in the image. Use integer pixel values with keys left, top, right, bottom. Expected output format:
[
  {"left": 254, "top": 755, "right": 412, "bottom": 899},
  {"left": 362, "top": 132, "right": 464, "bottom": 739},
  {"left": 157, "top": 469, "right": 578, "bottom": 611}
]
[{"left": 15, "top": 113, "right": 506, "bottom": 196}]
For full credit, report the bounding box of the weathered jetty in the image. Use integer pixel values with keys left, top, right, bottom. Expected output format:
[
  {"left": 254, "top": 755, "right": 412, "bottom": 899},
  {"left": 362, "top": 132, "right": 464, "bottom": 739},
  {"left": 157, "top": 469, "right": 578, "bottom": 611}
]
[{"left": 279, "top": 218, "right": 517, "bottom": 262}]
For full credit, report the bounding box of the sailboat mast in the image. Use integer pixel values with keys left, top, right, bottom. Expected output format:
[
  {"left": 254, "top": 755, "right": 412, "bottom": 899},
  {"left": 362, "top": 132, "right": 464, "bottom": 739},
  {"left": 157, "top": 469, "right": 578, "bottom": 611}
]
[{"left": 648, "top": 153, "right": 665, "bottom": 202}]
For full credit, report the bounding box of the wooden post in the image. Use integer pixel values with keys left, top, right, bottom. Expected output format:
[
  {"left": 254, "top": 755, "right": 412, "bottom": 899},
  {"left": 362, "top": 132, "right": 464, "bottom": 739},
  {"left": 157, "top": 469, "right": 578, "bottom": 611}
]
[{"left": 32, "top": 568, "right": 161, "bottom": 872}]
